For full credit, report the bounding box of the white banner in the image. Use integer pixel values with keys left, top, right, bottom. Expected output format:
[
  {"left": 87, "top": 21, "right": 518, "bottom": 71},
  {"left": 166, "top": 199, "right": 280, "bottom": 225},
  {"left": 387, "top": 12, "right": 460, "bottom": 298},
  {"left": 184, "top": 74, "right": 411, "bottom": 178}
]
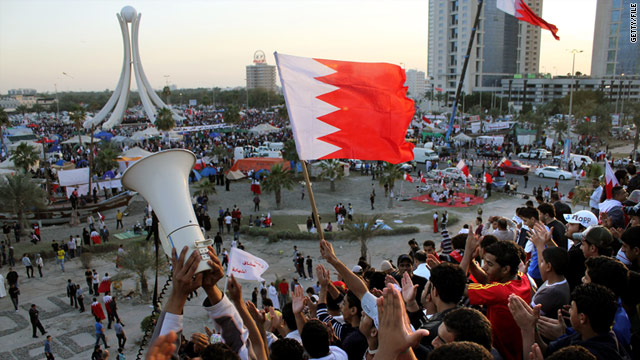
[
  {"left": 484, "top": 122, "right": 512, "bottom": 132},
  {"left": 58, "top": 168, "right": 90, "bottom": 186},
  {"left": 173, "top": 124, "right": 233, "bottom": 133},
  {"left": 470, "top": 122, "right": 481, "bottom": 134},
  {"left": 189, "top": 99, "right": 197, "bottom": 106},
  {"left": 227, "top": 247, "right": 269, "bottom": 281}
]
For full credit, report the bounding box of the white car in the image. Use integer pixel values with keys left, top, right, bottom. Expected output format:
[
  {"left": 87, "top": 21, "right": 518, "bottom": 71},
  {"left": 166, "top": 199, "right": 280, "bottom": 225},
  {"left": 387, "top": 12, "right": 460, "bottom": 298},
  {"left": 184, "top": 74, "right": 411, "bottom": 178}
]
[
  {"left": 400, "top": 162, "right": 414, "bottom": 172},
  {"left": 442, "top": 167, "right": 466, "bottom": 181},
  {"left": 535, "top": 166, "right": 573, "bottom": 180}
]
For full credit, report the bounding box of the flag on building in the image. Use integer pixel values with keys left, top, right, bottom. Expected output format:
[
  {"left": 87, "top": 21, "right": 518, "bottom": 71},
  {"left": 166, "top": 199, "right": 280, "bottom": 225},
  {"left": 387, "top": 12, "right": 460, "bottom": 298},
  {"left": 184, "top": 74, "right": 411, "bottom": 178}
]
[
  {"left": 403, "top": 172, "right": 414, "bottom": 183},
  {"left": 227, "top": 247, "right": 269, "bottom": 281},
  {"left": 604, "top": 161, "right": 619, "bottom": 199},
  {"left": 496, "top": 0, "right": 560, "bottom": 40},
  {"left": 274, "top": 52, "right": 415, "bottom": 164},
  {"left": 456, "top": 159, "right": 470, "bottom": 177}
]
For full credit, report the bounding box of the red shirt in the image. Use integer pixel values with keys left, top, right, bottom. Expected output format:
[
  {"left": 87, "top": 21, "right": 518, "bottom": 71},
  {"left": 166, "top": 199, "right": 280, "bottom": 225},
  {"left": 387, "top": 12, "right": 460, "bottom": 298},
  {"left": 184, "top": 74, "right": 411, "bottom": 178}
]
[
  {"left": 468, "top": 272, "right": 532, "bottom": 360},
  {"left": 278, "top": 282, "right": 289, "bottom": 295}
]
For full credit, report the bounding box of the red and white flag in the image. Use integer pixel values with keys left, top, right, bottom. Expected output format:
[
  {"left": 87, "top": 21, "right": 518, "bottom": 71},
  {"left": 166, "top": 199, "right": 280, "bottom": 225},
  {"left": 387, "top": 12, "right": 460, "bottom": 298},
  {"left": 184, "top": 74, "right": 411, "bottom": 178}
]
[
  {"left": 420, "top": 174, "right": 427, "bottom": 184},
  {"left": 604, "top": 161, "right": 619, "bottom": 199},
  {"left": 580, "top": 169, "right": 586, "bottom": 178},
  {"left": 440, "top": 178, "right": 447, "bottom": 189},
  {"left": 227, "top": 247, "right": 269, "bottom": 281},
  {"left": 456, "top": 160, "right": 470, "bottom": 177},
  {"left": 500, "top": 157, "right": 512, "bottom": 167},
  {"left": 484, "top": 172, "right": 493, "bottom": 184},
  {"left": 403, "top": 172, "right": 414, "bottom": 183},
  {"left": 497, "top": 0, "right": 559, "bottom": 40},
  {"left": 275, "top": 53, "right": 415, "bottom": 163},
  {"left": 422, "top": 115, "right": 432, "bottom": 124}
]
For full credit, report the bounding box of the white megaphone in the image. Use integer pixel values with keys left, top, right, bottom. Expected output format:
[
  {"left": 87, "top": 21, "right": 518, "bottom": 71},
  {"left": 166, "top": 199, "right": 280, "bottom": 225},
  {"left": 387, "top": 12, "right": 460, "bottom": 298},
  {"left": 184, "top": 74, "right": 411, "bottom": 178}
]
[{"left": 122, "top": 149, "right": 212, "bottom": 273}]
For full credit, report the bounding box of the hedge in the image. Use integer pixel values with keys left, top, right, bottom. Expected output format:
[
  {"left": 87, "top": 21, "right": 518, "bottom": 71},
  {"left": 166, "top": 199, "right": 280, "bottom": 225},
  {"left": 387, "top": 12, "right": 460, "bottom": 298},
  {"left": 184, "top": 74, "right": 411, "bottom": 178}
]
[{"left": 240, "top": 225, "right": 420, "bottom": 242}]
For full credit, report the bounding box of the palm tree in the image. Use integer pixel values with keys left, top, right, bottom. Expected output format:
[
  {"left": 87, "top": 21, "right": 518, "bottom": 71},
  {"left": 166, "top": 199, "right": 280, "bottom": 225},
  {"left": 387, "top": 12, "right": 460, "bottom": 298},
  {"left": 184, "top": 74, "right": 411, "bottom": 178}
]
[
  {"left": 111, "top": 242, "right": 167, "bottom": 300},
  {"left": 343, "top": 215, "right": 382, "bottom": 259},
  {"left": 261, "top": 163, "right": 295, "bottom": 209},
  {"left": 0, "top": 107, "right": 9, "bottom": 154},
  {"left": 94, "top": 142, "right": 121, "bottom": 175},
  {"left": 208, "top": 145, "right": 229, "bottom": 162},
  {"left": 318, "top": 159, "right": 344, "bottom": 192},
  {"left": 378, "top": 162, "right": 403, "bottom": 208},
  {"left": 31, "top": 104, "right": 45, "bottom": 120},
  {"left": 224, "top": 104, "right": 241, "bottom": 124},
  {"left": 0, "top": 173, "right": 47, "bottom": 235},
  {"left": 553, "top": 120, "right": 568, "bottom": 143},
  {"left": 193, "top": 178, "right": 217, "bottom": 197},
  {"left": 15, "top": 105, "right": 28, "bottom": 121},
  {"left": 155, "top": 107, "right": 176, "bottom": 133},
  {"left": 11, "top": 142, "right": 40, "bottom": 173},
  {"left": 69, "top": 106, "right": 86, "bottom": 148},
  {"left": 162, "top": 86, "right": 172, "bottom": 104}
]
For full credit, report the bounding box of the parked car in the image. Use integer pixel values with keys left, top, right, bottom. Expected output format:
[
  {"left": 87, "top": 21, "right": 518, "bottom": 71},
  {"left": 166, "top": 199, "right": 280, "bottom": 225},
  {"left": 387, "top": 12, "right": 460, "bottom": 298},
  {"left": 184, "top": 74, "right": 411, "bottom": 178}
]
[
  {"left": 535, "top": 166, "right": 573, "bottom": 180},
  {"left": 491, "top": 176, "right": 507, "bottom": 190},
  {"left": 498, "top": 160, "right": 530, "bottom": 175},
  {"left": 442, "top": 167, "right": 466, "bottom": 181},
  {"left": 519, "top": 149, "right": 550, "bottom": 159},
  {"left": 478, "top": 149, "right": 502, "bottom": 158},
  {"left": 400, "top": 162, "right": 414, "bottom": 172}
]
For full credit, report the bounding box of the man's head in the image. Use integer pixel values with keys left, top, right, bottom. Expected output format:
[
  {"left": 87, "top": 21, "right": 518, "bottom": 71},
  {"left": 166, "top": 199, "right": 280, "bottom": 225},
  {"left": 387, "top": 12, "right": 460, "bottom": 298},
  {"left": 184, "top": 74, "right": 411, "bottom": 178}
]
[
  {"left": 580, "top": 226, "right": 614, "bottom": 258},
  {"left": 198, "top": 343, "right": 241, "bottom": 360},
  {"left": 46, "top": 335, "right": 52, "bottom": 341},
  {"left": 423, "top": 240, "right": 436, "bottom": 255},
  {"left": 583, "top": 256, "right": 629, "bottom": 298},
  {"left": 519, "top": 206, "right": 539, "bottom": 228},
  {"left": 592, "top": 178, "right": 600, "bottom": 188},
  {"left": 621, "top": 226, "right": 640, "bottom": 264},
  {"left": 433, "top": 308, "right": 492, "bottom": 351},
  {"left": 497, "top": 218, "right": 508, "bottom": 230},
  {"left": 482, "top": 241, "right": 521, "bottom": 282},
  {"left": 270, "top": 338, "right": 305, "bottom": 360},
  {"left": 340, "top": 290, "right": 362, "bottom": 323},
  {"left": 476, "top": 216, "right": 483, "bottom": 225},
  {"left": 537, "top": 203, "right": 556, "bottom": 223},
  {"left": 450, "top": 234, "right": 467, "bottom": 251},
  {"left": 615, "top": 170, "right": 629, "bottom": 186},
  {"left": 428, "top": 341, "right": 492, "bottom": 360},
  {"left": 426, "top": 263, "right": 466, "bottom": 306},
  {"left": 397, "top": 254, "right": 413, "bottom": 276},
  {"left": 301, "top": 320, "right": 330, "bottom": 358},
  {"left": 408, "top": 238, "right": 418, "bottom": 249},
  {"left": 540, "top": 247, "right": 569, "bottom": 281},
  {"left": 570, "top": 283, "right": 617, "bottom": 335},
  {"left": 563, "top": 210, "right": 598, "bottom": 239},
  {"left": 612, "top": 186, "right": 628, "bottom": 202},
  {"left": 414, "top": 250, "right": 427, "bottom": 265},
  {"left": 281, "top": 303, "right": 297, "bottom": 332}
]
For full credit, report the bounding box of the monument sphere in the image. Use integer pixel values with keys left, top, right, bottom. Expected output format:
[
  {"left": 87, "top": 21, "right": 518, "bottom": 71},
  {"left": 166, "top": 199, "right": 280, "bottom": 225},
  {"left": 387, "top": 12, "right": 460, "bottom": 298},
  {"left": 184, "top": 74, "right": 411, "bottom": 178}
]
[{"left": 121, "top": 6, "right": 137, "bottom": 23}]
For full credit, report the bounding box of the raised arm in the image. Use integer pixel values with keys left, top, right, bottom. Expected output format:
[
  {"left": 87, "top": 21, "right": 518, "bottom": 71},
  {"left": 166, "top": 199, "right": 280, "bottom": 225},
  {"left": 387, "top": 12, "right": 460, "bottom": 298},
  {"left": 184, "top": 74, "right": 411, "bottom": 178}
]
[
  {"left": 227, "top": 275, "right": 267, "bottom": 360},
  {"left": 320, "top": 239, "right": 368, "bottom": 299}
]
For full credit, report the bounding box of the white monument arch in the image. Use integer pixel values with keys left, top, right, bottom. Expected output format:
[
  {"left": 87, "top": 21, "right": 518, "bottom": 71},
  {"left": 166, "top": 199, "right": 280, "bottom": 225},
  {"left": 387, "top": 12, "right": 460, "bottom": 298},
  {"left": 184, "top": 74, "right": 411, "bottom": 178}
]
[{"left": 84, "top": 6, "right": 183, "bottom": 130}]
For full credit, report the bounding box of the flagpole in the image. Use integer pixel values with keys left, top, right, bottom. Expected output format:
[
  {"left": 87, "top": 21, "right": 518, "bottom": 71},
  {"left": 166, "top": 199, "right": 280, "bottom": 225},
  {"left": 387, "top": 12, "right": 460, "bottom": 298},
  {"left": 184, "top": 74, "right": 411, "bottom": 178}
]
[{"left": 301, "top": 160, "right": 325, "bottom": 241}]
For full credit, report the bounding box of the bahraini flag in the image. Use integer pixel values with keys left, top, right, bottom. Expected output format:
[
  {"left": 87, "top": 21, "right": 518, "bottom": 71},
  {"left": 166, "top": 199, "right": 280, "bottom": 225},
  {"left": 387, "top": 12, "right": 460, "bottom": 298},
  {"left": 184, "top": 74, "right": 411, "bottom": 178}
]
[
  {"left": 275, "top": 52, "right": 415, "bottom": 164},
  {"left": 497, "top": 0, "right": 560, "bottom": 40},
  {"left": 227, "top": 247, "right": 269, "bottom": 282}
]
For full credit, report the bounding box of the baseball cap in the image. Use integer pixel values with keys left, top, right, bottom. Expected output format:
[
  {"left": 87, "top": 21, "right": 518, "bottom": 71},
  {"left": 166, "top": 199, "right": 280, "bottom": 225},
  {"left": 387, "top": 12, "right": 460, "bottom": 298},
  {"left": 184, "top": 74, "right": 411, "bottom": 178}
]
[
  {"left": 563, "top": 210, "right": 598, "bottom": 228},
  {"left": 583, "top": 226, "right": 614, "bottom": 247},
  {"left": 397, "top": 254, "right": 413, "bottom": 265},
  {"left": 351, "top": 265, "right": 363, "bottom": 274},
  {"left": 380, "top": 260, "right": 393, "bottom": 272}
]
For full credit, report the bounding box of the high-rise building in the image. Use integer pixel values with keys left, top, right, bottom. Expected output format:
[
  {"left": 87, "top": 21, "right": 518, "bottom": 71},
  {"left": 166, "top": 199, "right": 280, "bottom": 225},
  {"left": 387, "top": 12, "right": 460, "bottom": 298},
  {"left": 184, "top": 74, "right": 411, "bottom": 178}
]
[
  {"left": 404, "top": 69, "right": 427, "bottom": 99},
  {"left": 428, "top": 0, "right": 541, "bottom": 99},
  {"left": 246, "top": 50, "right": 277, "bottom": 92},
  {"left": 591, "top": 0, "right": 640, "bottom": 77}
]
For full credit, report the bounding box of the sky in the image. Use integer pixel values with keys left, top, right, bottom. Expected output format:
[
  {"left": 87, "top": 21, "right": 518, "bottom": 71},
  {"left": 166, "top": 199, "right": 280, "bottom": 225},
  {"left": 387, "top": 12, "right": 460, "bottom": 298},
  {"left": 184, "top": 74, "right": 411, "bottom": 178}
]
[{"left": 0, "top": 0, "right": 597, "bottom": 94}]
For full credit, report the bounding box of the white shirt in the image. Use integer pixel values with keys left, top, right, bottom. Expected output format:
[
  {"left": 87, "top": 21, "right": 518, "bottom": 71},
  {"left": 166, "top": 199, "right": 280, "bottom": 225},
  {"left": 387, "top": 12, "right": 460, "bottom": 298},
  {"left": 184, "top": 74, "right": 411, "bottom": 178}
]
[
  {"left": 589, "top": 186, "right": 603, "bottom": 209},
  {"left": 414, "top": 263, "right": 431, "bottom": 280}
]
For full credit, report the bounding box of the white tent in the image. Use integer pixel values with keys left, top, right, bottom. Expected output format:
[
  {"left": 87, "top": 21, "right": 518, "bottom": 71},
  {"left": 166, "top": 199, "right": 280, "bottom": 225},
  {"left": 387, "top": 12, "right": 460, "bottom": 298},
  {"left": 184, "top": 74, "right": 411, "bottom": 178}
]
[
  {"left": 453, "top": 133, "right": 472, "bottom": 142},
  {"left": 61, "top": 135, "right": 93, "bottom": 144},
  {"left": 130, "top": 127, "right": 160, "bottom": 141},
  {"left": 120, "top": 147, "right": 153, "bottom": 158},
  {"left": 248, "top": 123, "right": 280, "bottom": 134}
]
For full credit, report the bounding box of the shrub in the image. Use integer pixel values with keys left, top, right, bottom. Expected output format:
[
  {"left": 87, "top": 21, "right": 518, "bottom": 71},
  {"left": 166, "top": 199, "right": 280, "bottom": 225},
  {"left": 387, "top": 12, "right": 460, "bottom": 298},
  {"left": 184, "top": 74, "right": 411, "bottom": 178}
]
[
  {"left": 140, "top": 312, "right": 159, "bottom": 333},
  {"left": 240, "top": 226, "right": 419, "bottom": 241}
]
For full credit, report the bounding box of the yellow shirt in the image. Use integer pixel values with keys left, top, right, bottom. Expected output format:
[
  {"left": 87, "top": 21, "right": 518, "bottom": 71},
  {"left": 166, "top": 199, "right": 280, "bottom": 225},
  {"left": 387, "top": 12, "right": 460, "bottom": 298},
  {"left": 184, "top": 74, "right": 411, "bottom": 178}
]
[
  {"left": 116, "top": 212, "right": 123, "bottom": 220},
  {"left": 57, "top": 249, "right": 65, "bottom": 260}
]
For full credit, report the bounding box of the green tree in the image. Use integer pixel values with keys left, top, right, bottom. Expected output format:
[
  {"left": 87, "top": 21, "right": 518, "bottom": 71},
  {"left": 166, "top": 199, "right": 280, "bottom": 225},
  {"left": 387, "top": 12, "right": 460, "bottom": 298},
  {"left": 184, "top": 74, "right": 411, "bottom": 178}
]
[
  {"left": 15, "top": 105, "right": 29, "bottom": 119},
  {"left": 261, "top": 163, "right": 295, "bottom": 209},
  {"left": 224, "top": 105, "right": 241, "bottom": 124},
  {"left": 552, "top": 120, "right": 569, "bottom": 143},
  {"left": 69, "top": 106, "right": 86, "bottom": 148},
  {"left": 0, "top": 173, "right": 47, "bottom": 236},
  {"left": 518, "top": 111, "right": 546, "bottom": 141},
  {"left": 378, "top": 163, "right": 403, "bottom": 208},
  {"left": 193, "top": 178, "right": 217, "bottom": 197},
  {"left": 111, "top": 242, "right": 167, "bottom": 300},
  {"left": 94, "top": 142, "right": 121, "bottom": 175},
  {"left": 31, "top": 104, "right": 45, "bottom": 120},
  {"left": 155, "top": 107, "right": 176, "bottom": 132},
  {"left": 162, "top": 86, "right": 171, "bottom": 104},
  {"left": 317, "top": 159, "right": 344, "bottom": 192},
  {"left": 343, "top": 215, "right": 382, "bottom": 259},
  {"left": 11, "top": 142, "right": 40, "bottom": 173},
  {"left": 282, "top": 139, "right": 299, "bottom": 163},
  {"left": 0, "top": 107, "right": 9, "bottom": 153}
]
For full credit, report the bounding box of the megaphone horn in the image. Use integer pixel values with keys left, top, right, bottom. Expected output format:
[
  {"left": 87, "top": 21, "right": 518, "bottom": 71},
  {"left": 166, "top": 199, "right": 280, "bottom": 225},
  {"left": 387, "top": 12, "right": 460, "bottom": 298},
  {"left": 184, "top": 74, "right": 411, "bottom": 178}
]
[{"left": 122, "top": 149, "right": 212, "bottom": 273}]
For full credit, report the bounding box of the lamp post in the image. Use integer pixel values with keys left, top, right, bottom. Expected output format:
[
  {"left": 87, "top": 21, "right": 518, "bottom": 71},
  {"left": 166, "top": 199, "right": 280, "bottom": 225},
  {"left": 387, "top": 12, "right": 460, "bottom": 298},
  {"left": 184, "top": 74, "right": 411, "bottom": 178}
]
[
  {"left": 567, "top": 49, "right": 583, "bottom": 122},
  {"left": 54, "top": 83, "right": 60, "bottom": 120}
]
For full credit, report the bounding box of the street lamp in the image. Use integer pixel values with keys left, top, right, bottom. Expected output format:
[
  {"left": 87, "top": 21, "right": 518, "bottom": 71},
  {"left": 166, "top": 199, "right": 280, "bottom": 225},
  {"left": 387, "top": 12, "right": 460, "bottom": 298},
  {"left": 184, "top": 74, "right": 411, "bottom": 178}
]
[{"left": 567, "top": 49, "right": 583, "bottom": 122}]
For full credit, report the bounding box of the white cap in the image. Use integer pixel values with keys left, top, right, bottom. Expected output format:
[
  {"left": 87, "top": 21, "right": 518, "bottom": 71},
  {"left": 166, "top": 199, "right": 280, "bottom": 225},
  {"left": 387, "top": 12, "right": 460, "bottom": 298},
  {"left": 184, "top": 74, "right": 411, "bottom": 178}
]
[
  {"left": 351, "top": 265, "right": 363, "bottom": 273},
  {"left": 563, "top": 210, "right": 598, "bottom": 228}
]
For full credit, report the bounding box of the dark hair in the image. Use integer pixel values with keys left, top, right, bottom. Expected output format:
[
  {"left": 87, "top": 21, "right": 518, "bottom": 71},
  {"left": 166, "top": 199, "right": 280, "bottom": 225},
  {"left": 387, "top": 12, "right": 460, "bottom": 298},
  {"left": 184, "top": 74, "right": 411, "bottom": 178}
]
[
  {"left": 614, "top": 171, "right": 627, "bottom": 184},
  {"left": 423, "top": 240, "right": 436, "bottom": 248},
  {"left": 519, "top": 206, "right": 539, "bottom": 220},
  {"left": 525, "top": 200, "right": 534, "bottom": 207},
  {"left": 611, "top": 185, "right": 625, "bottom": 198},
  {"left": 199, "top": 343, "right": 241, "bottom": 360},
  {"left": 367, "top": 271, "right": 386, "bottom": 292},
  {"left": 546, "top": 345, "right": 596, "bottom": 360},
  {"left": 585, "top": 256, "right": 629, "bottom": 298},
  {"left": 537, "top": 203, "right": 556, "bottom": 218},
  {"left": 414, "top": 251, "right": 427, "bottom": 262},
  {"left": 263, "top": 298, "right": 273, "bottom": 308},
  {"left": 621, "top": 226, "right": 640, "bottom": 249},
  {"left": 497, "top": 218, "right": 508, "bottom": 230},
  {"left": 571, "top": 283, "right": 617, "bottom": 334},
  {"left": 270, "top": 338, "right": 305, "bottom": 360},
  {"left": 301, "top": 320, "right": 330, "bottom": 358},
  {"left": 535, "top": 195, "right": 544, "bottom": 203},
  {"left": 542, "top": 247, "right": 569, "bottom": 276},
  {"left": 476, "top": 216, "right": 483, "bottom": 222},
  {"left": 430, "top": 263, "right": 466, "bottom": 304},
  {"left": 451, "top": 234, "right": 467, "bottom": 250},
  {"left": 345, "top": 290, "right": 362, "bottom": 318},
  {"left": 480, "top": 235, "right": 498, "bottom": 249},
  {"left": 326, "top": 291, "right": 343, "bottom": 312},
  {"left": 626, "top": 164, "right": 637, "bottom": 176},
  {"left": 281, "top": 302, "right": 297, "bottom": 330},
  {"left": 428, "top": 341, "right": 492, "bottom": 360},
  {"left": 408, "top": 238, "right": 418, "bottom": 246},
  {"left": 443, "top": 308, "right": 493, "bottom": 351},
  {"left": 484, "top": 241, "right": 521, "bottom": 276}
]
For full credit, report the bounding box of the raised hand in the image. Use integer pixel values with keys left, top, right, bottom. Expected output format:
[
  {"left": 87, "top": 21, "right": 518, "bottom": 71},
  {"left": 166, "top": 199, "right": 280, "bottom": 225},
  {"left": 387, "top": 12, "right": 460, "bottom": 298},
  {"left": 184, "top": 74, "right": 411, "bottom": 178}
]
[
  {"left": 464, "top": 224, "right": 480, "bottom": 253},
  {"left": 291, "top": 285, "right": 307, "bottom": 314},
  {"left": 507, "top": 294, "right": 540, "bottom": 331},
  {"left": 190, "top": 332, "right": 210, "bottom": 354},
  {"left": 537, "top": 309, "right": 567, "bottom": 340},
  {"left": 171, "top": 246, "right": 203, "bottom": 297},
  {"left": 316, "top": 264, "right": 331, "bottom": 287},
  {"left": 246, "top": 301, "right": 266, "bottom": 329},
  {"left": 202, "top": 246, "right": 225, "bottom": 290},
  {"left": 227, "top": 275, "right": 242, "bottom": 304},
  {"left": 319, "top": 239, "right": 339, "bottom": 265},
  {"left": 426, "top": 254, "right": 441, "bottom": 269},
  {"left": 528, "top": 223, "right": 552, "bottom": 248},
  {"left": 146, "top": 331, "right": 177, "bottom": 360},
  {"left": 400, "top": 272, "right": 418, "bottom": 304}
]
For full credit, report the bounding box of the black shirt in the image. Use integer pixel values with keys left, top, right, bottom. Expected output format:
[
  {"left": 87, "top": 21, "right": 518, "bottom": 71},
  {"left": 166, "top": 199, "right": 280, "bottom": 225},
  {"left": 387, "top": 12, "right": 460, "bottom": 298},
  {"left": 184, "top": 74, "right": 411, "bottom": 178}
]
[
  {"left": 547, "top": 331, "right": 628, "bottom": 360},
  {"left": 547, "top": 219, "right": 567, "bottom": 249}
]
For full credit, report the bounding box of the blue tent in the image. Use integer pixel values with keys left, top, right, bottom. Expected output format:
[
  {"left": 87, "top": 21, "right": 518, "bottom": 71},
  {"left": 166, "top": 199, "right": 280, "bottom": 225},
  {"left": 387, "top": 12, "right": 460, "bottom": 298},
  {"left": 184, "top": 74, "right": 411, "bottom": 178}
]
[
  {"left": 189, "top": 170, "right": 202, "bottom": 183},
  {"left": 95, "top": 131, "right": 113, "bottom": 141},
  {"left": 76, "top": 159, "right": 89, "bottom": 167},
  {"left": 47, "top": 144, "right": 61, "bottom": 153},
  {"left": 55, "top": 159, "right": 65, "bottom": 166},
  {"left": 209, "top": 132, "right": 222, "bottom": 138},
  {"left": 200, "top": 167, "right": 217, "bottom": 176},
  {"left": 255, "top": 169, "right": 270, "bottom": 177},
  {"left": 102, "top": 170, "right": 115, "bottom": 179}
]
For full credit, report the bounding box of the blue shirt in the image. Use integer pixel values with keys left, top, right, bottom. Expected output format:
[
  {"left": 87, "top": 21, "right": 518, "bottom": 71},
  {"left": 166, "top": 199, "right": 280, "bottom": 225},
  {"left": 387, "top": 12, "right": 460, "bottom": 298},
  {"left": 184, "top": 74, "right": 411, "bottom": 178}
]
[
  {"left": 95, "top": 322, "right": 103, "bottom": 335},
  {"left": 44, "top": 340, "right": 51, "bottom": 353},
  {"left": 613, "top": 299, "right": 631, "bottom": 348}
]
